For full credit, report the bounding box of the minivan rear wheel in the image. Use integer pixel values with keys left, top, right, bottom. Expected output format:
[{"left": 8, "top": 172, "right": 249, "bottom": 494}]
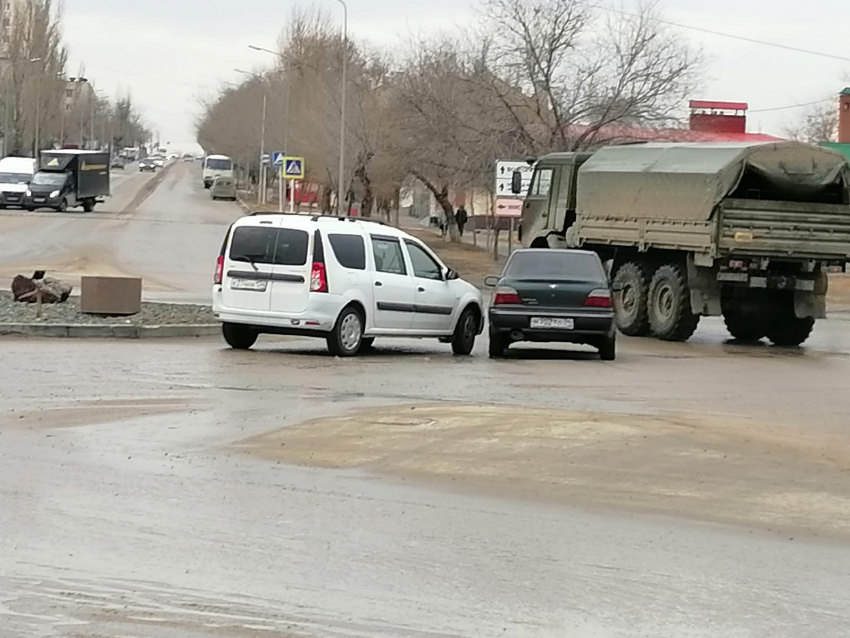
[
  {"left": 327, "top": 306, "right": 363, "bottom": 357},
  {"left": 222, "top": 322, "right": 258, "bottom": 350}
]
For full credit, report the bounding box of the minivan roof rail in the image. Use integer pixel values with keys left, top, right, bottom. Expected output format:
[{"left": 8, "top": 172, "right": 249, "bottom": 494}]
[{"left": 248, "top": 210, "right": 387, "bottom": 226}]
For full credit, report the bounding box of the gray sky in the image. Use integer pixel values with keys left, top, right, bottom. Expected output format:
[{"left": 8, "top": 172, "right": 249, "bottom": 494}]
[{"left": 63, "top": 0, "right": 849, "bottom": 152}]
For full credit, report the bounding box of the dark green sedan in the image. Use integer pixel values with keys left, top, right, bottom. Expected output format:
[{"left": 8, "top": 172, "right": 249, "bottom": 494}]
[{"left": 486, "top": 249, "right": 617, "bottom": 360}]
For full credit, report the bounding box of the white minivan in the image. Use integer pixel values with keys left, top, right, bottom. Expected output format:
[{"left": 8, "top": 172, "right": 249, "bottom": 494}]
[
  {"left": 0, "top": 156, "right": 37, "bottom": 209},
  {"left": 212, "top": 214, "right": 484, "bottom": 356},
  {"left": 202, "top": 154, "right": 234, "bottom": 189}
]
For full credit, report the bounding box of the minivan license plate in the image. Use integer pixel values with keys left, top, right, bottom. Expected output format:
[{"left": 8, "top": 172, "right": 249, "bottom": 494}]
[
  {"left": 531, "top": 317, "right": 573, "bottom": 330},
  {"left": 231, "top": 279, "right": 267, "bottom": 292}
]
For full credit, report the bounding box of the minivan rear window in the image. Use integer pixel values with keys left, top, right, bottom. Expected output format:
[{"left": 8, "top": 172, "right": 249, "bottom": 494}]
[
  {"left": 505, "top": 251, "right": 606, "bottom": 281},
  {"left": 328, "top": 233, "right": 366, "bottom": 270},
  {"left": 229, "top": 227, "right": 309, "bottom": 266}
]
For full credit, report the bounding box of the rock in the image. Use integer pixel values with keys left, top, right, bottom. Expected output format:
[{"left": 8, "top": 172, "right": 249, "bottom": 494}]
[{"left": 11, "top": 274, "right": 73, "bottom": 304}]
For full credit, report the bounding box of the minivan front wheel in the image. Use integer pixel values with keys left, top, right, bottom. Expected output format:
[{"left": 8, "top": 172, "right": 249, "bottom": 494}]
[
  {"left": 222, "top": 322, "right": 258, "bottom": 350},
  {"left": 327, "top": 306, "right": 363, "bottom": 356}
]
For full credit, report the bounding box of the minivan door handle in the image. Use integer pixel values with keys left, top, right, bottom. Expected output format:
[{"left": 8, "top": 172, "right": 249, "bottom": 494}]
[
  {"left": 417, "top": 286, "right": 425, "bottom": 292},
  {"left": 375, "top": 281, "right": 383, "bottom": 287}
]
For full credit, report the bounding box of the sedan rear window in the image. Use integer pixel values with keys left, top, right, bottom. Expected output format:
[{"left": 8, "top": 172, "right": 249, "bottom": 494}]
[
  {"left": 505, "top": 251, "right": 606, "bottom": 281},
  {"left": 229, "top": 227, "right": 309, "bottom": 266}
]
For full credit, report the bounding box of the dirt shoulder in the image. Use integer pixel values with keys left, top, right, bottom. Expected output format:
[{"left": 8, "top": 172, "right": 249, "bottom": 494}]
[{"left": 239, "top": 403, "right": 850, "bottom": 540}]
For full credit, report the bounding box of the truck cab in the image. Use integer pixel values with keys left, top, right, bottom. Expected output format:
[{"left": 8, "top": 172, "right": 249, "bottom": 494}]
[{"left": 515, "top": 153, "right": 593, "bottom": 249}]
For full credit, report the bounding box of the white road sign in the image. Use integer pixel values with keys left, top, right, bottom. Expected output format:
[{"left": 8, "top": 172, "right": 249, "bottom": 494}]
[
  {"left": 494, "top": 197, "right": 523, "bottom": 218},
  {"left": 495, "top": 160, "right": 534, "bottom": 197}
]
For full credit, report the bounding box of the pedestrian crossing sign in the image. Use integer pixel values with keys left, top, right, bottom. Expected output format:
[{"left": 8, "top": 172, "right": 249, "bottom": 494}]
[
  {"left": 271, "top": 151, "right": 285, "bottom": 167},
  {"left": 283, "top": 157, "right": 304, "bottom": 180}
]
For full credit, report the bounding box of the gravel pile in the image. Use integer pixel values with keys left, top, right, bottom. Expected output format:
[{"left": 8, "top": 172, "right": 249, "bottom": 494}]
[{"left": 0, "top": 292, "right": 216, "bottom": 326}]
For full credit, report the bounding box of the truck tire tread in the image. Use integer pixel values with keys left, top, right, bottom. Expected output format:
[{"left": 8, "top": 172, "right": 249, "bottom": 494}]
[
  {"left": 612, "top": 261, "right": 651, "bottom": 336},
  {"left": 648, "top": 263, "right": 699, "bottom": 342}
]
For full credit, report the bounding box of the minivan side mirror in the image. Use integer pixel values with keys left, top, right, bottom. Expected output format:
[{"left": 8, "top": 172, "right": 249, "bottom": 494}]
[
  {"left": 445, "top": 268, "right": 460, "bottom": 281},
  {"left": 511, "top": 170, "right": 523, "bottom": 195},
  {"left": 484, "top": 276, "right": 500, "bottom": 288}
]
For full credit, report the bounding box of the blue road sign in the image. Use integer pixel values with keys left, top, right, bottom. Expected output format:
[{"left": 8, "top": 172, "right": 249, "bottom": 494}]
[
  {"left": 284, "top": 157, "right": 304, "bottom": 180},
  {"left": 272, "top": 151, "right": 286, "bottom": 167}
]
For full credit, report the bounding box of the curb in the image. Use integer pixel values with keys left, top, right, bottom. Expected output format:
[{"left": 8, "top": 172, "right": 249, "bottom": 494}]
[
  {"left": 0, "top": 323, "right": 221, "bottom": 339},
  {"left": 236, "top": 195, "right": 254, "bottom": 215}
]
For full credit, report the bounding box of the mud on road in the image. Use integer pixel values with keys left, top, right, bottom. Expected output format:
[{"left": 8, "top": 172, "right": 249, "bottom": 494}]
[{"left": 242, "top": 402, "right": 850, "bottom": 539}]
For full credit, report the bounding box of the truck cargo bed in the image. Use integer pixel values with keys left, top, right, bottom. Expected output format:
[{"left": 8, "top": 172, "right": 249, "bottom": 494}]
[{"left": 719, "top": 199, "right": 850, "bottom": 260}]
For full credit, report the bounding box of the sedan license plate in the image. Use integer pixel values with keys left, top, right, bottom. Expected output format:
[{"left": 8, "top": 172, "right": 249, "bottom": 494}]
[
  {"left": 231, "top": 278, "right": 267, "bottom": 292},
  {"left": 530, "top": 317, "right": 574, "bottom": 330}
]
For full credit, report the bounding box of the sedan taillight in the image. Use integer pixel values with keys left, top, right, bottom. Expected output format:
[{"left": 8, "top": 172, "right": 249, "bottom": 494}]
[
  {"left": 493, "top": 285, "right": 521, "bottom": 305},
  {"left": 584, "top": 289, "right": 612, "bottom": 308}
]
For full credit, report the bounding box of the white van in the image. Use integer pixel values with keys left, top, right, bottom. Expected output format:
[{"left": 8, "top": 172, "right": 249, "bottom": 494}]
[
  {"left": 212, "top": 214, "right": 484, "bottom": 356},
  {"left": 0, "top": 156, "right": 37, "bottom": 208},
  {"left": 202, "top": 154, "right": 234, "bottom": 189}
]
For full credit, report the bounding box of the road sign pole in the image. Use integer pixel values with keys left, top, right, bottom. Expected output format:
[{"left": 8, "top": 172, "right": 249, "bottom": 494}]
[
  {"left": 290, "top": 180, "right": 296, "bottom": 214},
  {"left": 279, "top": 166, "right": 284, "bottom": 213}
]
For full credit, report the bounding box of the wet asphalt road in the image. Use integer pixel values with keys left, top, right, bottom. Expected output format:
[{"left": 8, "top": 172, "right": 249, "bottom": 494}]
[{"left": 2, "top": 166, "right": 850, "bottom": 637}]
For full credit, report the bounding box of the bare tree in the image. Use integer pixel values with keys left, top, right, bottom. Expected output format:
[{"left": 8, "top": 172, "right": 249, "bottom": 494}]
[
  {"left": 479, "top": 0, "right": 701, "bottom": 152},
  {"left": 4, "top": 0, "right": 67, "bottom": 155},
  {"left": 783, "top": 101, "right": 838, "bottom": 144}
]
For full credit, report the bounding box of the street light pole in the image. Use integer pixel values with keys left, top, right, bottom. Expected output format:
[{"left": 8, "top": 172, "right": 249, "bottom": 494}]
[
  {"left": 334, "top": 0, "right": 348, "bottom": 215},
  {"left": 235, "top": 67, "right": 269, "bottom": 205}
]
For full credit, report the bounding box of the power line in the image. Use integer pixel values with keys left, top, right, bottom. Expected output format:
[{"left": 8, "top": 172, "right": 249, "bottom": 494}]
[
  {"left": 750, "top": 98, "right": 834, "bottom": 113},
  {"left": 595, "top": 5, "right": 850, "bottom": 63}
]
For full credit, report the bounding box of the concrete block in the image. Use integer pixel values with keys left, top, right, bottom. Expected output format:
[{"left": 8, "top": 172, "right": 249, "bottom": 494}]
[{"left": 81, "top": 276, "right": 142, "bottom": 316}]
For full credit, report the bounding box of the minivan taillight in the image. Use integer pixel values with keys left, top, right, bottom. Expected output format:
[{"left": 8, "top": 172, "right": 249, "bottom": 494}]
[
  {"left": 493, "top": 285, "right": 521, "bottom": 305},
  {"left": 214, "top": 254, "right": 224, "bottom": 285},
  {"left": 584, "top": 289, "right": 612, "bottom": 308},
  {"left": 310, "top": 262, "right": 328, "bottom": 293}
]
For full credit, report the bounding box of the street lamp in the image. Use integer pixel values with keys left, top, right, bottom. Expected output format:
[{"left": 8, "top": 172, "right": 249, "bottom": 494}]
[
  {"left": 235, "top": 67, "right": 268, "bottom": 205},
  {"left": 332, "top": 0, "right": 348, "bottom": 216}
]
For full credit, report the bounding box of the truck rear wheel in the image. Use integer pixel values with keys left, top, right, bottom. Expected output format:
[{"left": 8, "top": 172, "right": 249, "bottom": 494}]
[
  {"left": 612, "top": 261, "right": 651, "bottom": 336},
  {"left": 82, "top": 199, "right": 95, "bottom": 213},
  {"left": 648, "top": 263, "right": 699, "bottom": 342},
  {"left": 765, "top": 293, "right": 815, "bottom": 347},
  {"left": 721, "top": 289, "right": 766, "bottom": 342}
]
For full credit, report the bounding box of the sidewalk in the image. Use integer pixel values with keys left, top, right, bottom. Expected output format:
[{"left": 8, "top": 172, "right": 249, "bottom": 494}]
[{"left": 399, "top": 213, "right": 519, "bottom": 259}]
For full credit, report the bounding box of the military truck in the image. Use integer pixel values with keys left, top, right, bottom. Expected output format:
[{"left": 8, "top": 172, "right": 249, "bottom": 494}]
[{"left": 517, "top": 142, "right": 850, "bottom": 345}]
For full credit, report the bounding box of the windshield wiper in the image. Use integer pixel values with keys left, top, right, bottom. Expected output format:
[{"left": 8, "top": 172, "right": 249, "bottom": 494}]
[{"left": 233, "top": 254, "right": 262, "bottom": 271}]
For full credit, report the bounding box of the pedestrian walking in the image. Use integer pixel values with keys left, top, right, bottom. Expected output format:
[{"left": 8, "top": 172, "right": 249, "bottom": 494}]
[{"left": 456, "top": 206, "right": 468, "bottom": 237}]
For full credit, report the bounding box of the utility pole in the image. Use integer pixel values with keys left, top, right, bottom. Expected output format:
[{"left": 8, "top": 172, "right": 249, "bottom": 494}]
[{"left": 334, "top": 0, "right": 348, "bottom": 215}]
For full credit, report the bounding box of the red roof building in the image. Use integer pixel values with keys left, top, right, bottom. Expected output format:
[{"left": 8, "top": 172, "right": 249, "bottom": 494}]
[{"left": 568, "top": 100, "right": 784, "bottom": 145}]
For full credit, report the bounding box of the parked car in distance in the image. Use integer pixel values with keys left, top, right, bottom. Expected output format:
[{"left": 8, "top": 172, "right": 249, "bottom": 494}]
[
  {"left": 212, "top": 214, "right": 484, "bottom": 356},
  {"left": 210, "top": 176, "right": 237, "bottom": 201},
  {"left": 485, "top": 249, "right": 617, "bottom": 360},
  {"left": 139, "top": 158, "right": 156, "bottom": 172},
  {"left": 111, "top": 158, "right": 126, "bottom": 170}
]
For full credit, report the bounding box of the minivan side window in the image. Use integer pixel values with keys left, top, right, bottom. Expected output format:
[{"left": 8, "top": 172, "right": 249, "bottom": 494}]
[
  {"left": 328, "top": 233, "right": 366, "bottom": 270},
  {"left": 405, "top": 241, "right": 443, "bottom": 281},
  {"left": 229, "top": 227, "right": 309, "bottom": 266},
  {"left": 371, "top": 236, "right": 407, "bottom": 275}
]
